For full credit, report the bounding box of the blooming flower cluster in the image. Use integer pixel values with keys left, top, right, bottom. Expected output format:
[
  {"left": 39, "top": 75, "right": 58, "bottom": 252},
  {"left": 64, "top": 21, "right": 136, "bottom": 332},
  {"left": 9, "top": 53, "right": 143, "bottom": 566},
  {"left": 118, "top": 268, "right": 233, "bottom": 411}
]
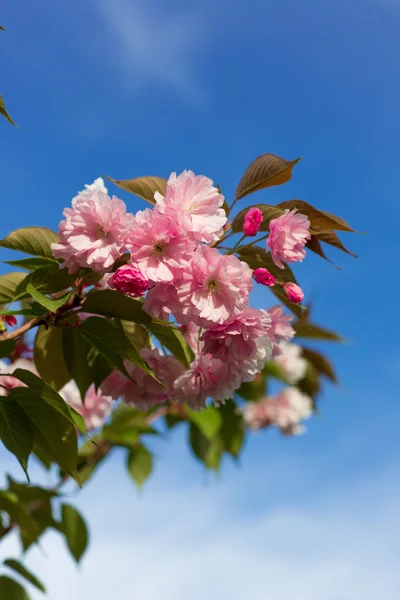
[
  {"left": 243, "top": 387, "right": 313, "bottom": 435},
  {"left": 52, "top": 170, "right": 312, "bottom": 412}
]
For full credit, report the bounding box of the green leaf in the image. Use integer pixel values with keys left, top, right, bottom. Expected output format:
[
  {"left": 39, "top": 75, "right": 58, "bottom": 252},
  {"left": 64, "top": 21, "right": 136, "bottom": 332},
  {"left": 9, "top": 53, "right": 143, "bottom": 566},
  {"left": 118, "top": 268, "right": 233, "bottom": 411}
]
[
  {"left": 127, "top": 445, "right": 153, "bottom": 487},
  {"left": 105, "top": 175, "right": 167, "bottom": 205},
  {"left": 12, "top": 368, "right": 86, "bottom": 434},
  {"left": 0, "top": 25, "right": 5, "bottom": 31},
  {"left": 0, "top": 227, "right": 59, "bottom": 258},
  {"left": 91, "top": 353, "right": 113, "bottom": 391},
  {"left": 231, "top": 204, "right": 285, "bottom": 233},
  {"left": 0, "top": 339, "right": 16, "bottom": 359},
  {"left": 16, "top": 264, "right": 76, "bottom": 298},
  {"left": 219, "top": 401, "right": 244, "bottom": 458},
  {"left": 188, "top": 424, "right": 222, "bottom": 471},
  {"left": 236, "top": 373, "right": 266, "bottom": 401},
  {"left": 0, "top": 95, "right": 17, "bottom": 126},
  {"left": 34, "top": 326, "right": 71, "bottom": 391},
  {"left": 103, "top": 405, "right": 155, "bottom": 445},
  {"left": 4, "top": 560, "right": 46, "bottom": 593},
  {"left": 293, "top": 320, "right": 342, "bottom": 341},
  {"left": 0, "top": 396, "right": 33, "bottom": 477},
  {"left": 9, "top": 388, "right": 79, "bottom": 480},
  {"left": 297, "top": 363, "right": 320, "bottom": 399},
  {"left": 235, "top": 154, "right": 301, "bottom": 201},
  {"left": 187, "top": 406, "right": 222, "bottom": 440},
  {"left": 5, "top": 257, "right": 59, "bottom": 271},
  {"left": 147, "top": 323, "right": 194, "bottom": 368},
  {"left": 61, "top": 504, "right": 89, "bottom": 563},
  {"left": 237, "top": 246, "right": 298, "bottom": 284},
  {"left": 117, "top": 320, "right": 150, "bottom": 350},
  {"left": 79, "top": 317, "right": 155, "bottom": 379},
  {"left": 0, "top": 491, "right": 39, "bottom": 544},
  {"left": 301, "top": 347, "right": 337, "bottom": 382},
  {"left": 82, "top": 290, "right": 151, "bottom": 323},
  {"left": 26, "top": 284, "right": 74, "bottom": 312},
  {"left": 0, "top": 272, "right": 26, "bottom": 304},
  {"left": 62, "top": 328, "right": 93, "bottom": 400},
  {"left": 277, "top": 200, "right": 357, "bottom": 233},
  {"left": 0, "top": 576, "right": 30, "bottom": 600},
  {"left": 262, "top": 361, "right": 288, "bottom": 382}
]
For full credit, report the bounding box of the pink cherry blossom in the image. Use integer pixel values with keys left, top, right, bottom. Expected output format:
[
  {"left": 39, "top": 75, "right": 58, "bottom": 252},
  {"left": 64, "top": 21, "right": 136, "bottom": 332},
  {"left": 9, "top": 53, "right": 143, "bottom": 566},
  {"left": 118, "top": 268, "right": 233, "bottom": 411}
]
[
  {"left": 0, "top": 358, "right": 38, "bottom": 396},
  {"left": 143, "top": 283, "right": 182, "bottom": 321},
  {"left": 60, "top": 382, "right": 113, "bottom": 431},
  {"left": 154, "top": 170, "right": 227, "bottom": 243},
  {"left": 173, "top": 354, "right": 239, "bottom": 410},
  {"left": 282, "top": 282, "right": 304, "bottom": 304},
  {"left": 274, "top": 341, "right": 307, "bottom": 383},
  {"left": 267, "top": 209, "right": 310, "bottom": 269},
  {"left": 267, "top": 305, "right": 295, "bottom": 345},
  {"left": 176, "top": 245, "right": 253, "bottom": 327},
  {"left": 243, "top": 207, "right": 263, "bottom": 237},
  {"left": 253, "top": 268, "right": 275, "bottom": 286},
  {"left": 72, "top": 177, "right": 108, "bottom": 204},
  {"left": 243, "top": 387, "right": 312, "bottom": 435},
  {"left": 52, "top": 184, "right": 134, "bottom": 274},
  {"left": 109, "top": 264, "right": 148, "bottom": 298},
  {"left": 126, "top": 209, "right": 195, "bottom": 284},
  {"left": 102, "top": 348, "right": 184, "bottom": 410}
]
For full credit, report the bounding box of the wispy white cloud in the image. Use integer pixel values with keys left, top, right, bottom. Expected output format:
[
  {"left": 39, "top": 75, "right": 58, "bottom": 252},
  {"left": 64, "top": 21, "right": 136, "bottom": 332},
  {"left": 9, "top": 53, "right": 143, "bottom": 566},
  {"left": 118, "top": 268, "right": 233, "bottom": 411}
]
[
  {"left": 1, "top": 452, "right": 399, "bottom": 600},
  {"left": 92, "top": 0, "right": 206, "bottom": 103}
]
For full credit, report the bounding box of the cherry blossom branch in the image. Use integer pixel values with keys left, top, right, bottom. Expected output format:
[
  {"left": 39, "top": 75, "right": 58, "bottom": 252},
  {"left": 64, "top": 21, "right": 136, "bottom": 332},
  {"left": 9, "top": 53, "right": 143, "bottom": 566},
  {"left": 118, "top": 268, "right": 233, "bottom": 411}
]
[{"left": 0, "top": 316, "right": 46, "bottom": 342}]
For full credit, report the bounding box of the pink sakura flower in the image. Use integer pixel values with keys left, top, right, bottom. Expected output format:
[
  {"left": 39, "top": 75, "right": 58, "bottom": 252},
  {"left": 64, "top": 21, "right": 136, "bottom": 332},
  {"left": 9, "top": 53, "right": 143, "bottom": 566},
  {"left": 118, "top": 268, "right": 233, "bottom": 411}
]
[
  {"left": 102, "top": 348, "right": 184, "bottom": 410},
  {"left": 154, "top": 170, "right": 227, "bottom": 243},
  {"left": 173, "top": 354, "right": 239, "bottom": 410},
  {"left": 52, "top": 183, "right": 134, "bottom": 274},
  {"left": 109, "top": 264, "right": 148, "bottom": 298},
  {"left": 267, "top": 305, "right": 295, "bottom": 347},
  {"left": 243, "top": 207, "right": 263, "bottom": 237},
  {"left": 60, "top": 382, "right": 113, "bottom": 431},
  {"left": 143, "top": 283, "right": 182, "bottom": 322},
  {"left": 176, "top": 245, "right": 253, "bottom": 327},
  {"left": 282, "top": 282, "right": 304, "bottom": 304},
  {"left": 267, "top": 209, "right": 310, "bottom": 269},
  {"left": 0, "top": 358, "right": 38, "bottom": 396},
  {"left": 126, "top": 209, "right": 195, "bottom": 284},
  {"left": 72, "top": 177, "right": 108, "bottom": 204},
  {"left": 179, "top": 322, "right": 202, "bottom": 354},
  {"left": 253, "top": 268, "right": 275, "bottom": 287},
  {"left": 243, "top": 387, "right": 312, "bottom": 435},
  {"left": 274, "top": 341, "right": 307, "bottom": 383}
]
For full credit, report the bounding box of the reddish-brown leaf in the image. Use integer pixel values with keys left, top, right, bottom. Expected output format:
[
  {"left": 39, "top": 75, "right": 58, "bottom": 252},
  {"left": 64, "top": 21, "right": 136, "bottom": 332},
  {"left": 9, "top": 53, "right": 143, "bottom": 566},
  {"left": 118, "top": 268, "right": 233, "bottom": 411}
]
[{"left": 235, "top": 154, "right": 301, "bottom": 201}]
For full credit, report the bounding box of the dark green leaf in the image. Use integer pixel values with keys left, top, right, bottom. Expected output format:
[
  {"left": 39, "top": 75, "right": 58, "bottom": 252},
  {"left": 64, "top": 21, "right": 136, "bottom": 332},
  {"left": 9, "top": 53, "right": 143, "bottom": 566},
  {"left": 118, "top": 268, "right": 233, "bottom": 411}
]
[
  {"left": 105, "top": 175, "right": 167, "bottom": 205},
  {"left": 219, "top": 401, "right": 244, "bottom": 458},
  {"left": 62, "top": 328, "right": 93, "bottom": 400},
  {"left": 116, "top": 320, "right": 150, "bottom": 350},
  {"left": 79, "top": 317, "right": 155, "bottom": 379},
  {"left": 231, "top": 204, "right": 285, "bottom": 233},
  {"left": 188, "top": 424, "right": 222, "bottom": 471},
  {"left": 301, "top": 347, "right": 337, "bottom": 382},
  {"left": 293, "top": 320, "right": 342, "bottom": 341},
  {"left": 34, "top": 326, "right": 71, "bottom": 391},
  {"left": 277, "top": 200, "right": 357, "bottom": 232},
  {"left": 147, "top": 323, "right": 194, "bottom": 368},
  {"left": 236, "top": 372, "right": 266, "bottom": 401},
  {"left": 0, "top": 272, "right": 26, "bottom": 304},
  {"left": 4, "top": 257, "right": 59, "bottom": 271},
  {"left": 61, "top": 504, "right": 89, "bottom": 562},
  {"left": 0, "top": 95, "right": 17, "bottom": 126},
  {"left": 4, "top": 560, "right": 46, "bottom": 593},
  {"left": 235, "top": 154, "right": 301, "bottom": 201},
  {"left": 26, "top": 284, "right": 73, "bottom": 312},
  {"left": 9, "top": 387, "right": 79, "bottom": 480},
  {"left": 0, "top": 339, "right": 15, "bottom": 359},
  {"left": 16, "top": 264, "right": 76, "bottom": 297},
  {"left": 0, "top": 491, "right": 39, "bottom": 544},
  {"left": 0, "top": 576, "right": 30, "bottom": 600},
  {"left": 91, "top": 353, "right": 113, "bottom": 391},
  {"left": 187, "top": 406, "right": 222, "bottom": 440},
  {"left": 0, "top": 227, "right": 59, "bottom": 258},
  {"left": 0, "top": 396, "right": 33, "bottom": 476},
  {"left": 127, "top": 445, "right": 153, "bottom": 487},
  {"left": 82, "top": 290, "right": 151, "bottom": 323}
]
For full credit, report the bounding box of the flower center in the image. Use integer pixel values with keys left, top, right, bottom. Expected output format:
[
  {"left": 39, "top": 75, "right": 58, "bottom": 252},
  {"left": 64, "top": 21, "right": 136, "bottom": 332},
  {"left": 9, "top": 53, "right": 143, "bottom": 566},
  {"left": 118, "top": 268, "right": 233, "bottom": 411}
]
[
  {"left": 96, "top": 224, "right": 106, "bottom": 239},
  {"left": 153, "top": 242, "right": 164, "bottom": 254},
  {"left": 208, "top": 278, "right": 218, "bottom": 292}
]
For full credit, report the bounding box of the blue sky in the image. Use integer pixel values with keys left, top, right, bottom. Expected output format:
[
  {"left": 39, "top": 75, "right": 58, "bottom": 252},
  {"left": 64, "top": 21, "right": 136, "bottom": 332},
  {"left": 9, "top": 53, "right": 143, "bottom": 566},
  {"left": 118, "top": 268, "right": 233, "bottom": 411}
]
[{"left": 1, "top": 0, "right": 400, "bottom": 598}]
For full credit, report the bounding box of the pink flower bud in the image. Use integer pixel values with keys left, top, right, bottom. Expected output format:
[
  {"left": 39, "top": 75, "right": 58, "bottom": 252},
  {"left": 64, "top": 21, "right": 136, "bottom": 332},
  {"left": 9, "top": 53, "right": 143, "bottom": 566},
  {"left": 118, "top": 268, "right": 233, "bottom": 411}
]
[
  {"left": 243, "top": 207, "right": 263, "bottom": 237},
  {"left": 109, "top": 264, "right": 148, "bottom": 298},
  {"left": 253, "top": 268, "right": 276, "bottom": 287},
  {"left": 1, "top": 315, "right": 17, "bottom": 327},
  {"left": 282, "top": 282, "right": 304, "bottom": 304}
]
